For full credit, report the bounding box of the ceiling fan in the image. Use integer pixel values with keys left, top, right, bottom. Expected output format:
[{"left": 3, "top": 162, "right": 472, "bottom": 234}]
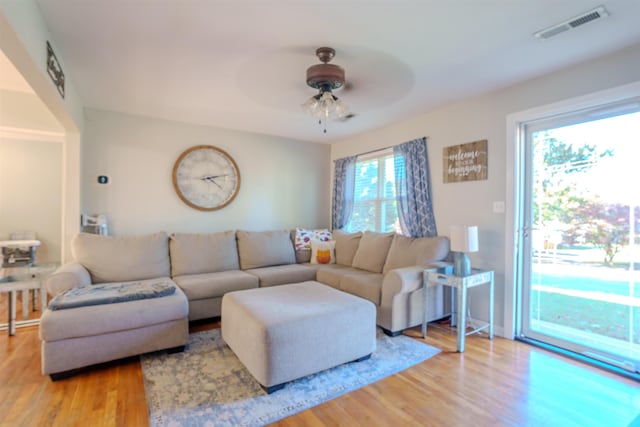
[{"left": 302, "top": 47, "right": 355, "bottom": 133}]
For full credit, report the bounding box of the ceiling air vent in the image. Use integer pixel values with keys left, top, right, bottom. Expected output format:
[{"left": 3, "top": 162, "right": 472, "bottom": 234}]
[{"left": 533, "top": 6, "right": 609, "bottom": 40}]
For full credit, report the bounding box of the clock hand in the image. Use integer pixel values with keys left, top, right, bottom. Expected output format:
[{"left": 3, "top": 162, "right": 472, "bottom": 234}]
[
  {"left": 201, "top": 175, "right": 223, "bottom": 189},
  {"left": 201, "top": 174, "right": 229, "bottom": 181}
]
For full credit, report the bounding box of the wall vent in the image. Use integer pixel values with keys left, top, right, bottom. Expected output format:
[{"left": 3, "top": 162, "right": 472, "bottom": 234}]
[{"left": 533, "top": 6, "right": 609, "bottom": 40}]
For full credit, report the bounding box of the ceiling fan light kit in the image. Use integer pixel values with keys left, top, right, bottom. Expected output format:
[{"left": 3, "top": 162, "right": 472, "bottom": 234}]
[{"left": 302, "top": 47, "right": 350, "bottom": 133}]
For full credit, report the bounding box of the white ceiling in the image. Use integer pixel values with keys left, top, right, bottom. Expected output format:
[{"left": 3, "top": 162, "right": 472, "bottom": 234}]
[{"left": 28, "top": 0, "right": 640, "bottom": 143}]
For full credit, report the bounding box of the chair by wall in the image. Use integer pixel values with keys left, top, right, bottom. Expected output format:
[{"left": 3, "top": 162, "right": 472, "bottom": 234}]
[{"left": 1, "top": 232, "right": 40, "bottom": 268}]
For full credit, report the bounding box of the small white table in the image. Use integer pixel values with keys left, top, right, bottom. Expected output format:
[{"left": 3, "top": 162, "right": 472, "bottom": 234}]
[
  {"left": 0, "top": 264, "right": 57, "bottom": 336},
  {"left": 423, "top": 268, "right": 494, "bottom": 352}
]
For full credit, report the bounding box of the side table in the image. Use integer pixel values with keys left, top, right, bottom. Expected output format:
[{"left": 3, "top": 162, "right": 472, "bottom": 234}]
[
  {"left": 0, "top": 263, "right": 57, "bottom": 336},
  {"left": 423, "top": 267, "right": 494, "bottom": 352}
]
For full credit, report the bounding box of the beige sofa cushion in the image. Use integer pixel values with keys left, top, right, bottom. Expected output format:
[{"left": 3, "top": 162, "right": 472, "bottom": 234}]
[
  {"left": 173, "top": 270, "right": 258, "bottom": 301},
  {"left": 351, "top": 231, "right": 394, "bottom": 273},
  {"left": 237, "top": 230, "right": 296, "bottom": 270},
  {"left": 382, "top": 235, "right": 450, "bottom": 274},
  {"left": 245, "top": 264, "right": 317, "bottom": 287},
  {"left": 340, "top": 273, "right": 384, "bottom": 305},
  {"left": 333, "top": 230, "right": 363, "bottom": 266},
  {"left": 72, "top": 232, "right": 170, "bottom": 284},
  {"left": 170, "top": 231, "right": 239, "bottom": 277},
  {"left": 316, "top": 265, "right": 364, "bottom": 289}
]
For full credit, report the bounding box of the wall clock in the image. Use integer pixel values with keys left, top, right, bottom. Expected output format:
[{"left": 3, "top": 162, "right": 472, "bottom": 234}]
[{"left": 172, "top": 145, "right": 241, "bottom": 211}]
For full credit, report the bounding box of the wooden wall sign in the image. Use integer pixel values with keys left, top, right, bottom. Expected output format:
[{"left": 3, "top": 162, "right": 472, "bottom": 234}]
[
  {"left": 443, "top": 139, "right": 488, "bottom": 183},
  {"left": 46, "top": 41, "right": 65, "bottom": 99}
]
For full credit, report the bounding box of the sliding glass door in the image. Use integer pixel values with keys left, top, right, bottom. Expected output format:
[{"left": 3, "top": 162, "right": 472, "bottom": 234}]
[{"left": 520, "top": 99, "right": 640, "bottom": 374}]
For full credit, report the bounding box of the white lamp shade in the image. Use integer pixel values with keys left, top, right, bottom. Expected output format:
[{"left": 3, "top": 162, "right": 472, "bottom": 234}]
[{"left": 450, "top": 225, "right": 479, "bottom": 253}]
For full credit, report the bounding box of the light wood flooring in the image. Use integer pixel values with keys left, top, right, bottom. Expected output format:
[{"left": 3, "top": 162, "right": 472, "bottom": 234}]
[{"left": 1, "top": 293, "right": 639, "bottom": 427}]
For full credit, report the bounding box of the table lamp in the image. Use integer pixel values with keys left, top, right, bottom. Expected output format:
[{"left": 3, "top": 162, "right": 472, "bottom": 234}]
[{"left": 450, "top": 225, "right": 478, "bottom": 277}]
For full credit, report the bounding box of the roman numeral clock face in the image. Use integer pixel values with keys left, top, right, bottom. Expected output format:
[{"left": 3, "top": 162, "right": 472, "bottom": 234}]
[{"left": 172, "top": 145, "right": 241, "bottom": 211}]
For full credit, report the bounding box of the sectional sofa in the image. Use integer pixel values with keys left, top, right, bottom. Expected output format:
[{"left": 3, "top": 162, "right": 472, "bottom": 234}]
[{"left": 40, "top": 229, "right": 450, "bottom": 377}]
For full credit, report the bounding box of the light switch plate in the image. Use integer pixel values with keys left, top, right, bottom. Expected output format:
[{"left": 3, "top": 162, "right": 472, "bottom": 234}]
[{"left": 493, "top": 201, "right": 505, "bottom": 213}]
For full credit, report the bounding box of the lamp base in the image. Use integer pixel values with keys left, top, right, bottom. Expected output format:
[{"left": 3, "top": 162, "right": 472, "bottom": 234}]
[{"left": 453, "top": 252, "right": 471, "bottom": 277}]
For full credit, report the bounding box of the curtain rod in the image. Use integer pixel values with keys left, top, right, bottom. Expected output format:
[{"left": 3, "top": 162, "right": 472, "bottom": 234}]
[
  {"left": 349, "top": 136, "right": 427, "bottom": 159},
  {"left": 356, "top": 145, "right": 394, "bottom": 158}
]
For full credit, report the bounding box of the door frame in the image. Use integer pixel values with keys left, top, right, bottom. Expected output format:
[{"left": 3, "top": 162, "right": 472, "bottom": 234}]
[{"left": 504, "top": 80, "right": 640, "bottom": 340}]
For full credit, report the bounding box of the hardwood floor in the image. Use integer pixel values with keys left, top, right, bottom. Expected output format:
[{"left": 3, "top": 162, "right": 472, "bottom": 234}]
[{"left": 1, "top": 299, "right": 638, "bottom": 427}]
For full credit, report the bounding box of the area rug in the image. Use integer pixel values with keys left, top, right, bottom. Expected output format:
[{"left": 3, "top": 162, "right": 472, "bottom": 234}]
[{"left": 141, "top": 328, "right": 440, "bottom": 427}]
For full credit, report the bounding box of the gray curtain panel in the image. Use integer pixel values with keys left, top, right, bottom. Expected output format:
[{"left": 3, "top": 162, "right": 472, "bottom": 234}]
[
  {"left": 393, "top": 137, "right": 437, "bottom": 237},
  {"left": 331, "top": 155, "right": 357, "bottom": 230}
]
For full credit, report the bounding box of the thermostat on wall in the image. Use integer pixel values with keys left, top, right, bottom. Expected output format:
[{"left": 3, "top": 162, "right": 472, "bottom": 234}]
[{"left": 97, "top": 174, "right": 110, "bottom": 185}]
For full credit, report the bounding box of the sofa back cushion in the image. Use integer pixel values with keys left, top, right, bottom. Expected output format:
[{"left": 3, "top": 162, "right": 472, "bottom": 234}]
[
  {"left": 333, "top": 230, "right": 362, "bottom": 266},
  {"left": 237, "top": 230, "right": 296, "bottom": 269},
  {"left": 72, "top": 232, "right": 170, "bottom": 284},
  {"left": 170, "top": 231, "right": 239, "bottom": 277},
  {"left": 382, "top": 235, "right": 450, "bottom": 274},
  {"left": 351, "top": 231, "right": 395, "bottom": 273}
]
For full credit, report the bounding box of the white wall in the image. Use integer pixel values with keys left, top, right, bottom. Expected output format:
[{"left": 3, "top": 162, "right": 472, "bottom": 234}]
[
  {"left": 82, "top": 109, "right": 331, "bottom": 235},
  {"left": 1, "top": 0, "right": 84, "bottom": 262},
  {"left": 0, "top": 137, "right": 62, "bottom": 263},
  {"left": 331, "top": 42, "right": 640, "bottom": 333},
  {"left": 0, "top": 90, "right": 64, "bottom": 132},
  {"left": 0, "top": 88, "right": 64, "bottom": 264}
]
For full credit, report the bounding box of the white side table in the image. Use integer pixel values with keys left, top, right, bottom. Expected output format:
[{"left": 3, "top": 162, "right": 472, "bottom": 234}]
[
  {"left": 0, "top": 263, "right": 57, "bottom": 336},
  {"left": 423, "top": 268, "right": 494, "bottom": 352}
]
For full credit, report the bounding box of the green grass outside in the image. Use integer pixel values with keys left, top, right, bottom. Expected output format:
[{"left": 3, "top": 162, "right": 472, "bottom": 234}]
[
  {"left": 551, "top": 245, "right": 638, "bottom": 268},
  {"left": 531, "top": 290, "right": 640, "bottom": 344}
]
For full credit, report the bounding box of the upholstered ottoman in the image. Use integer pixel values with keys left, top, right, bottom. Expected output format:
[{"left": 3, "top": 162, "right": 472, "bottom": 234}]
[{"left": 221, "top": 281, "right": 376, "bottom": 393}]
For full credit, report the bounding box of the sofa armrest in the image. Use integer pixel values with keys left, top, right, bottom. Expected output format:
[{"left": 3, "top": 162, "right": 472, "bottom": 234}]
[
  {"left": 380, "top": 266, "right": 423, "bottom": 309},
  {"left": 380, "top": 262, "right": 451, "bottom": 308},
  {"left": 45, "top": 262, "right": 92, "bottom": 297}
]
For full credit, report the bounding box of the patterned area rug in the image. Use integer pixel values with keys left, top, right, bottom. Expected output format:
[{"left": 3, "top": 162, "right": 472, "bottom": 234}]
[{"left": 141, "top": 328, "right": 440, "bottom": 427}]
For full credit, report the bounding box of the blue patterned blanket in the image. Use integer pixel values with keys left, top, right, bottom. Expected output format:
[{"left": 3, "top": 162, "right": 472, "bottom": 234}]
[{"left": 49, "top": 280, "right": 176, "bottom": 310}]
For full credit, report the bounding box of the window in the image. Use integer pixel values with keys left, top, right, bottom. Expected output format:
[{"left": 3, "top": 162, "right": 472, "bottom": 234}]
[
  {"left": 345, "top": 149, "right": 400, "bottom": 233},
  {"left": 333, "top": 137, "right": 434, "bottom": 237}
]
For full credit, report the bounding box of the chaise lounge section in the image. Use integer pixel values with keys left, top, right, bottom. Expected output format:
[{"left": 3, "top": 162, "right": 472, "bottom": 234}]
[{"left": 40, "top": 232, "right": 189, "bottom": 378}]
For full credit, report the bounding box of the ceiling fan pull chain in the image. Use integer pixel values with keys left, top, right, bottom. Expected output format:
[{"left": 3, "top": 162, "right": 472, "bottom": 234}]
[{"left": 323, "top": 109, "right": 329, "bottom": 133}]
